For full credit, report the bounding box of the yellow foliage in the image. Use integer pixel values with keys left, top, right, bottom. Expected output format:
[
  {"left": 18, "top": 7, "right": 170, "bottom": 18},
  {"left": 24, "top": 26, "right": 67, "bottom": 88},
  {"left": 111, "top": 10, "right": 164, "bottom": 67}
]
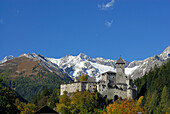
[
  {"left": 137, "top": 96, "right": 143, "bottom": 107},
  {"left": 106, "top": 98, "right": 145, "bottom": 114},
  {"left": 80, "top": 73, "right": 88, "bottom": 81}
]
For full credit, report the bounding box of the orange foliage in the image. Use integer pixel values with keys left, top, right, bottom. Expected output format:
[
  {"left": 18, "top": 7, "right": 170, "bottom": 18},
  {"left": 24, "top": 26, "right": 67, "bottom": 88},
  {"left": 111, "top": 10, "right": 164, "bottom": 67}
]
[{"left": 105, "top": 98, "right": 145, "bottom": 114}]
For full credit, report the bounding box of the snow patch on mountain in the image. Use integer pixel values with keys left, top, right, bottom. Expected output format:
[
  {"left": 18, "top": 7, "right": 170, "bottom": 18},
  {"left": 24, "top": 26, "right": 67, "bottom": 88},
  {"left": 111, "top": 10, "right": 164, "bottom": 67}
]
[
  {"left": 47, "top": 53, "right": 135, "bottom": 81},
  {"left": 1, "top": 46, "right": 169, "bottom": 80},
  {"left": 0, "top": 55, "right": 14, "bottom": 64}
]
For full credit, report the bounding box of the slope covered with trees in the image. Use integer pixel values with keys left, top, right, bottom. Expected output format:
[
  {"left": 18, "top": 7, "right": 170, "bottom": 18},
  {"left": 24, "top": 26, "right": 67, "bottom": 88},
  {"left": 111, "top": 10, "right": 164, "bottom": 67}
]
[
  {"left": 0, "top": 68, "right": 72, "bottom": 101},
  {"left": 134, "top": 60, "right": 170, "bottom": 113}
]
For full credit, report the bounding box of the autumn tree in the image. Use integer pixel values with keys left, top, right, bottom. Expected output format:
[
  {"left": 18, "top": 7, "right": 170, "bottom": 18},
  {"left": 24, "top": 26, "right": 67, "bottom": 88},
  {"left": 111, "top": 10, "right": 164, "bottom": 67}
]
[
  {"left": 105, "top": 98, "right": 145, "bottom": 114},
  {"left": 20, "top": 103, "right": 37, "bottom": 114},
  {"left": 15, "top": 98, "right": 37, "bottom": 114},
  {"left": 80, "top": 74, "right": 88, "bottom": 81}
]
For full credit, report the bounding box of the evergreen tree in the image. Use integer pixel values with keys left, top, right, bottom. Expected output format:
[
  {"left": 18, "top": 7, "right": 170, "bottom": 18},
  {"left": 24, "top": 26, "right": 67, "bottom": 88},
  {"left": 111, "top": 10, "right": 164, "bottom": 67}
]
[
  {"left": 0, "top": 78, "right": 20, "bottom": 114},
  {"left": 134, "top": 60, "right": 170, "bottom": 113},
  {"left": 148, "top": 90, "right": 158, "bottom": 113},
  {"left": 157, "top": 86, "right": 169, "bottom": 113}
]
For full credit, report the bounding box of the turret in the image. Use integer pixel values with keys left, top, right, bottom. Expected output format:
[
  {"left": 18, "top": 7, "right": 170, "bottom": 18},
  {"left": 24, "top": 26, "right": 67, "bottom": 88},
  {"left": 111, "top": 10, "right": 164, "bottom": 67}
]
[
  {"left": 116, "top": 57, "right": 125, "bottom": 73},
  {"left": 116, "top": 57, "right": 126, "bottom": 83}
]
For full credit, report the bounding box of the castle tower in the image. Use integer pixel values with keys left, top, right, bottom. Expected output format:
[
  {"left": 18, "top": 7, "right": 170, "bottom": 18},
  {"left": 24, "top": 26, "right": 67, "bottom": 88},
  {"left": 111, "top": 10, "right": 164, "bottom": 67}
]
[
  {"left": 116, "top": 57, "right": 126, "bottom": 83},
  {"left": 126, "top": 75, "right": 133, "bottom": 88}
]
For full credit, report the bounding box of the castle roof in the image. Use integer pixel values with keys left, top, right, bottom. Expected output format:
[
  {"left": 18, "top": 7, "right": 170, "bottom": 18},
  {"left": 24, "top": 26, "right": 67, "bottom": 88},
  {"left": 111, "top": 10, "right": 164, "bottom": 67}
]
[
  {"left": 102, "top": 71, "right": 116, "bottom": 75},
  {"left": 116, "top": 57, "right": 125, "bottom": 64},
  {"left": 74, "top": 76, "right": 96, "bottom": 82}
]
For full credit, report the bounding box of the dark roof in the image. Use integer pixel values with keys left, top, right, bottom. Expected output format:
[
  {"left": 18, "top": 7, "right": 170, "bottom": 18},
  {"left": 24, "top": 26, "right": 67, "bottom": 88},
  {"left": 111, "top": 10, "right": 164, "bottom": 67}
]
[
  {"left": 102, "top": 71, "right": 116, "bottom": 75},
  {"left": 116, "top": 83, "right": 127, "bottom": 86},
  {"left": 34, "top": 106, "right": 58, "bottom": 114},
  {"left": 74, "top": 76, "right": 96, "bottom": 82},
  {"left": 116, "top": 57, "right": 125, "bottom": 64}
]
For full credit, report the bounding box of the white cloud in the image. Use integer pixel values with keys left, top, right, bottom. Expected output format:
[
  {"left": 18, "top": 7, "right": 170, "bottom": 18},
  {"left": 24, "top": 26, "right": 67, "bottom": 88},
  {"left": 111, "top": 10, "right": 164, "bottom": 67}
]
[
  {"left": 98, "top": 0, "right": 115, "bottom": 10},
  {"left": 105, "top": 20, "right": 113, "bottom": 27}
]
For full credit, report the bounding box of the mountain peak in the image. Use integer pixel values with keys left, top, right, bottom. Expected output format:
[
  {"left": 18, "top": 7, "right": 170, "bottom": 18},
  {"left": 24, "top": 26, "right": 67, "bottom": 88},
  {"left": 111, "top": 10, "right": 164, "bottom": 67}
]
[
  {"left": 160, "top": 45, "right": 170, "bottom": 60},
  {"left": 78, "top": 53, "right": 86, "bottom": 57},
  {"left": 0, "top": 55, "right": 14, "bottom": 64},
  {"left": 77, "top": 53, "right": 92, "bottom": 61}
]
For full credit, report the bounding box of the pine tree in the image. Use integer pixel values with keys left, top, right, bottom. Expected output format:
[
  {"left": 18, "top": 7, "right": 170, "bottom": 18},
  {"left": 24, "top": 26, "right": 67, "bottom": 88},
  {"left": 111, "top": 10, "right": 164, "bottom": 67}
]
[
  {"left": 157, "top": 86, "right": 169, "bottom": 113},
  {"left": 148, "top": 90, "right": 158, "bottom": 113}
]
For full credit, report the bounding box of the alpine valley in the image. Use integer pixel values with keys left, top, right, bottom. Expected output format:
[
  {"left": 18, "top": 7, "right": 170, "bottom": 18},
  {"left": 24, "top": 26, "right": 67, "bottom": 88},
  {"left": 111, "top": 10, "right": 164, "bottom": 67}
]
[{"left": 0, "top": 46, "right": 169, "bottom": 101}]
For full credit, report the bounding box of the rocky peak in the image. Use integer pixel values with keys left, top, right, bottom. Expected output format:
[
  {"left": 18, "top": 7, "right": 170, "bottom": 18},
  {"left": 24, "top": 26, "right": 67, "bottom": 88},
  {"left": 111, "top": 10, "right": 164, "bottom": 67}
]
[
  {"left": 0, "top": 55, "right": 14, "bottom": 64},
  {"left": 160, "top": 46, "right": 170, "bottom": 60},
  {"left": 77, "top": 53, "right": 92, "bottom": 61}
]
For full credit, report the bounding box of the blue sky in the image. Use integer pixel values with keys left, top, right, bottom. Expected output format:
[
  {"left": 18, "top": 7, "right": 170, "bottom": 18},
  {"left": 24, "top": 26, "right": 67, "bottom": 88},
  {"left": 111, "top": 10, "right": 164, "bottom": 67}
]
[{"left": 0, "top": 0, "right": 170, "bottom": 62}]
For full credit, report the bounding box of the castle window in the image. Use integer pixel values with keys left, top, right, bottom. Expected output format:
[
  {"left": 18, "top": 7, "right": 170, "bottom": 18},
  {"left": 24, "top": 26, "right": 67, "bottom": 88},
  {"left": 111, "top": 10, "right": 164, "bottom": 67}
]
[{"left": 102, "top": 85, "right": 106, "bottom": 89}]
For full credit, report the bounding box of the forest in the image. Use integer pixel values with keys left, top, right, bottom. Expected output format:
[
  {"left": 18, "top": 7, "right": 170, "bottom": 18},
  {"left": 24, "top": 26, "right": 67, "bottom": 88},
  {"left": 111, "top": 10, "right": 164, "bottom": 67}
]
[
  {"left": 134, "top": 60, "right": 170, "bottom": 113},
  {"left": 0, "top": 60, "right": 169, "bottom": 113},
  {"left": 0, "top": 68, "right": 71, "bottom": 101}
]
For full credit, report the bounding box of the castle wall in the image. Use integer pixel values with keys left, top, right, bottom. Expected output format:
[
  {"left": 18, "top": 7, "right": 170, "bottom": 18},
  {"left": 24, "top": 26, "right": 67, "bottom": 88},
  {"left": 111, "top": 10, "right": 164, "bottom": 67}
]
[
  {"left": 60, "top": 82, "right": 82, "bottom": 95},
  {"left": 60, "top": 82, "right": 98, "bottom": 95},
  {"left": 97, "top": 81, "right": 108, "bottom": 94},
  {"left": 107, "top": 89, "right": 127, "bottom": 100}
]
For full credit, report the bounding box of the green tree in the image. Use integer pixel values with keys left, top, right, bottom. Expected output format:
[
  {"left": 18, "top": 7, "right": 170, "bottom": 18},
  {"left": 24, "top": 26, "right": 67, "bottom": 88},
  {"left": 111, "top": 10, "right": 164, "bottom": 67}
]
[
  {"left": 56, "top": 103, "right": 70, "bottom": 114},
  {"left": 0, "top": 78, "right": 20, "bottom": 114},
  {"left": 157, "top": 86, "right": 169, "bottom": 113},
  {"left": 20, "top": 103, "right": 37, "bottom": 114},
  {"left": 42, "top": 86, "right": 50, "bottom": 97},
  {"left": 148, "top": 90, "right": 158, "bottom": 113},
  {"left": 134, "top": 60, "right": 170, "bottom": 113},
  {"left": 59, "top": 91, "right": 70, "bottom": 106},
  {"left": 70, "top": 91, "right": 97, "bottom": 113}
]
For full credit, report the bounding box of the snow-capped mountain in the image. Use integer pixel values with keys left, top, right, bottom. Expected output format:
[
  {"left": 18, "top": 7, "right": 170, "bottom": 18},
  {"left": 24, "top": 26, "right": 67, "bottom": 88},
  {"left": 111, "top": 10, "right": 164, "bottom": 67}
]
[
  {"left": 48, "top": 53, "right": 115, "bottom": 81},
  {"left": 129, "top": 46, "right": 170, "bottom": 79},
  {"left": 1, "top": 46, "right": 169, "bottom": 80},
  {"left": 18, "top": 53, "right": 69, "bottom": 76},
  {"left": 47, "top": 54, "right": 137, "bottom": 81},
  {"left": 0, "top": 53, "right": 69, "bottom": 78},
  {"left": 47, "top": 46, "right": 170, "bottom": 80},
  {"left": 0, "top": 55, "right": 14, "bottom": 64}
]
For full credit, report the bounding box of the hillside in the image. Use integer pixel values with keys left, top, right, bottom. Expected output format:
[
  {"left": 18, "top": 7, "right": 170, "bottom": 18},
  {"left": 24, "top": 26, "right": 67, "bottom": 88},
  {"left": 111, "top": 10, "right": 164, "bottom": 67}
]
[
  {"left": 134, "top": 60, "right": 170, "bottom": 113},
  {"left": 0, "top": 54, "right": 72, "bottom": 101}
]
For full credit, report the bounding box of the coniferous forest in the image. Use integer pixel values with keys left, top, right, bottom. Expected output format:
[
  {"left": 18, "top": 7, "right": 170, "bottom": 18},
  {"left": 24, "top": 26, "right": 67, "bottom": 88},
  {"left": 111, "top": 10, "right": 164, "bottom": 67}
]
[
  {"left": 0, "top": 60, "right": 170, "bottom": 113},
  {"left": 134, "top": 60, "right": 170, "bottom": 113}
]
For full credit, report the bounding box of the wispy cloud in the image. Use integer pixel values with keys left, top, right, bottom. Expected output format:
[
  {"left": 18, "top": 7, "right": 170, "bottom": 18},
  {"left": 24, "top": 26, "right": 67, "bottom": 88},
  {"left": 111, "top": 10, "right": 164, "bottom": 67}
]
[
  {"left": 105, "top": 20, "right": 113, "bottom": 27},
  {"left": 0, "top": 19, "right": 3, "bottom": 24},
  {"left": 98, "top": 0, "right": 115, "bottom": 10}
]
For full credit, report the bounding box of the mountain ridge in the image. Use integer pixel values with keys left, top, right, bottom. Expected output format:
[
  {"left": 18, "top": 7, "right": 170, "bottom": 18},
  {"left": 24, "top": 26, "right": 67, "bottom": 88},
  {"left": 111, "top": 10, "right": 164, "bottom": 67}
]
[{"left": 1, "top": 46, "right": 170, "bottom": 80}]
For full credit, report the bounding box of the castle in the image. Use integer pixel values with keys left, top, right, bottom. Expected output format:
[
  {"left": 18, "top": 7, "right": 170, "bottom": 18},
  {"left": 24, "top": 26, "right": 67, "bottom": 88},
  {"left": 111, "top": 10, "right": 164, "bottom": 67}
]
[{"left": 60, "top": 57, "right": 137, "bottom": 100}]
